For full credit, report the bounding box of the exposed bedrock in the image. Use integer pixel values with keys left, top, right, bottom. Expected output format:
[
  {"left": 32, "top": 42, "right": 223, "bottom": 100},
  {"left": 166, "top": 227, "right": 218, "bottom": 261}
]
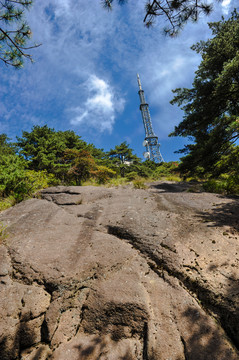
[{"left": 0, "top": 182, "right": 238, "bottom": 359}]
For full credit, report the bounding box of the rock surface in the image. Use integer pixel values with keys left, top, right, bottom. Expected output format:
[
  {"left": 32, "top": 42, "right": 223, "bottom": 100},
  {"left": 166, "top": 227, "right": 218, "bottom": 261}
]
[{"left": 0, "top": 182, "right": 238, "bottom": 359}]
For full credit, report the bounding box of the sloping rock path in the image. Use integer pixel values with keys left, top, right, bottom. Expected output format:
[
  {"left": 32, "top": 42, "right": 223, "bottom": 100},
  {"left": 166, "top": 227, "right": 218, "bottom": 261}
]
[{"left": 0, "top": 181, "right": 238, "bottom": 359}]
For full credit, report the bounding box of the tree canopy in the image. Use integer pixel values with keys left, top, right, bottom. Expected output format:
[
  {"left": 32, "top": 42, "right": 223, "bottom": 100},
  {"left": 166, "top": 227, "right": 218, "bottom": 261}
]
[
  {"left": 0, "top": 134, "right": 15, "bottom": 155},
  {"left": 107, "top": 141, "right": 138, "bottom": 164},
  {"left": 0, "top": 0, "right": 39, "bottom": 67},
  {"left": 102, "top": 0, "right": 220, "bottom": 35},
  {"left": 16, "top": 125, "right": 89, "bottom": 173},
  {"left": 170, "top": 11, "right": 239, "bottom": 176}
]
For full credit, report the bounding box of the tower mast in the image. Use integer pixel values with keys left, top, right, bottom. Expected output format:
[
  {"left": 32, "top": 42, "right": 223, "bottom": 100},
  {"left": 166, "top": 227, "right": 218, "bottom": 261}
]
[{"left": 137, "top": 74, "right": 164, "bottom": 162}]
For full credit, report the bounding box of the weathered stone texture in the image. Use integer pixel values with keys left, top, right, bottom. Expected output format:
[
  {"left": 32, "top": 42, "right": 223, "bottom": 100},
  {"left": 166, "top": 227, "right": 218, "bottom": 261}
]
[{"left": 0, "top": 182, "right": 238, "bottom": 359}]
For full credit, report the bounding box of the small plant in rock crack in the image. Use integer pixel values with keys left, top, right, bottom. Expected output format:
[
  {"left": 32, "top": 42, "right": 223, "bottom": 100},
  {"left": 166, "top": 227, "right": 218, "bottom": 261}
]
[{"left": 0, "top": 222, "right": 8, "bottom": 243}]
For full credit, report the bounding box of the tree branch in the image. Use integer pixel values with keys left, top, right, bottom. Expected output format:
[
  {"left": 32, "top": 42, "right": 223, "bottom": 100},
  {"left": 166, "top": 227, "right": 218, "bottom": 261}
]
[{"left": 0, "top": 27, "right": 25, "bottom": 54}]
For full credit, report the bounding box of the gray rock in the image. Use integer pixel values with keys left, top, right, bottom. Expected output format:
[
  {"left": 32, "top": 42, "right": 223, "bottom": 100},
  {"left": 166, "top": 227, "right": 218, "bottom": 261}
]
[{"left": 0, "top": 182, "right": 238, "bottom": 359}]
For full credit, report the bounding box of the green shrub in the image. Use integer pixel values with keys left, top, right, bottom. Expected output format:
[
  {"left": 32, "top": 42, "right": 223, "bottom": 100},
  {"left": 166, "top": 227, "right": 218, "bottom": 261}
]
[
  {"left": 152, "top": 161, "right": 180, "bottom": 179},
  {"left": 126, "top": 171, "right": 138, "bottom": 181},
  {"left": 133, "top": 179, "right": 147, "bottom": 189},
  {"left": 25, "top": 170, "right": 59, "bottom": 192},
  {"left": 91, "top": 165, "right": 116, "bottom": 184},
  {"left": 0, "top": 167, "right": 59, "bottom": 205},
  {"left": 225, "top": 175, "right": 239, "bottom": 194},
  {"left": 12, "top": 170, "right": 59, "bottom": 202},
  {"left": 0, "top": 196, "right": 16, "bottom": 211},
  {"left": 0, "top": 154, "right": 27, "bottom": 198},
  {"left": 164, "top": 175, "right": 181, "bottom": 182},
  {"left": 203, "top": 176, "right": 239, "bottom": 195},
  {"left": 106, "top": 177, "right": 129, "bottom": 187},
  {"left": 203, "top": 179, "right": 226, "bottom": 194}
]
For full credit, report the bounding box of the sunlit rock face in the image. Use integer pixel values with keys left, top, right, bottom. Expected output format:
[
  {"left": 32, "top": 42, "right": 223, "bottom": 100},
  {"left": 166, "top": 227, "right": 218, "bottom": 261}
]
[{"left": 0, "top": 182, "right": 238, "bottom": 359}]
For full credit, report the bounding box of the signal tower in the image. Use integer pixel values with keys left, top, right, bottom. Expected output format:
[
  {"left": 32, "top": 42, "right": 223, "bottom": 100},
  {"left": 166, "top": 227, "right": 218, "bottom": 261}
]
[{"left": 137, "top": 74, "right": 164, "bottom": 162}]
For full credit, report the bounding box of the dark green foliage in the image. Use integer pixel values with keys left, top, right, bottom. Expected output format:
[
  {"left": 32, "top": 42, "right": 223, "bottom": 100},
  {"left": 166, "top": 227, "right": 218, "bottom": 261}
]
[
  {"left": 16, "top": 125, "right": 89, "bottom": 176},
  {"left": 0, "top": 134, "right": 15, "bottom": 155},
  {"left": 214, "top": 145, "right": 239, "bottom": 177},
  {"left": 0, "top": 1, "right": 39, "bottom": 67},
  {"left": 203, "top": 145, "right": 239, "bottom": 194},
  {"left": 62, "top": 149, "right": 96, "bottom": 185},
  {"left": 107, "top": 141, "right": 138, "bottom": 164},
  {"left": 0, "top": 152, "right": 58, "bottom": 202},
  {"left": 153, "top": 161, "right": 179, "bottom": 178},
  {"left": 63, "top": 148, "right": 116, "bottom": 185},
  {"left": 102, "top": 0, "right": 215, "bottom": 35},
  {"left": 0, "top": 153, "right": 26, "bottom": 198},
  {"left": 0, "top": 135, "right": 31, "bottom": 201},
  {"left": 203, "top": 175, "right": 239, "bottom": 195},
  {"left": 170, "top": 11, "right": 239, "bottom": 178},
  {"left": 126, "top": 171, "right": 138, "bottom": 181},
  {"left": 0, "top": 157, "right": 59, "bottom": 202},
  {"left": 88, "top": 145, "right": 108, "bottom": 161},
  {"left": 91, "top": 165, "right": 116, "bottom": 184},
  {"left": 107, "top": 142, "right": 141, "bottom": 176}
]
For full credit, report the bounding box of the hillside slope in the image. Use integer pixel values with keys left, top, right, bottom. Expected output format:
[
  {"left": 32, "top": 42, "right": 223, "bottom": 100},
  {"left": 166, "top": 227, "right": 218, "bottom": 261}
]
[{"left": 0, "top": 182, "right": 238, "bottom": 359}]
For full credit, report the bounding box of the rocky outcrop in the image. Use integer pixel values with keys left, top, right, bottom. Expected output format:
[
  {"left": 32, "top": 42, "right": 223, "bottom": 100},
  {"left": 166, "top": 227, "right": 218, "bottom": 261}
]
[{"left": 0, "top": 182, "right": 238, "bottom": 359}]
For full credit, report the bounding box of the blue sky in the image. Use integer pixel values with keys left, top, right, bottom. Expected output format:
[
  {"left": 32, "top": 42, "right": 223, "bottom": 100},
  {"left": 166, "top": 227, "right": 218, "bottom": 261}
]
[{"left": 0, "top": 0, "right": 236, "bottom": 161}]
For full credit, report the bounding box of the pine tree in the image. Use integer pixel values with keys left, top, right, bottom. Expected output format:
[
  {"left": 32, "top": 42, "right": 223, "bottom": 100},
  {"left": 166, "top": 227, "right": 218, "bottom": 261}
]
[
  {"left": 102, "top": 0, "right": 217, "bottom": 35},
  {"left": 0, "top": 0, "right": 39, "bottom": 67},
  {"left": 170, "top": 11, "right": 239, "bottom": 176}
]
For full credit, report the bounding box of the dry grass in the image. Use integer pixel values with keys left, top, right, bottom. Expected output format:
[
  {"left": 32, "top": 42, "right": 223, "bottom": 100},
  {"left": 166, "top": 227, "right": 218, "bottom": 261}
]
[
  {"left": 0, "top": 222, "right": 8, "bottom": 244},
  {"left": 0, "top": 196, "right": 16, "bottom": 212}
]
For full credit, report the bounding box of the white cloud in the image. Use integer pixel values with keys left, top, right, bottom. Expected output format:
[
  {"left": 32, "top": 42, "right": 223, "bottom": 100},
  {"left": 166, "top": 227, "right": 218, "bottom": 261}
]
[
  {"left": 70, "top": 75, "right": 124, "bottom": 133},
  {"left": 221, "top": 0, "right": 232, "bottom": 14},
  {"left": 0, "top": 0, "right": 232, "bottom": 152}
]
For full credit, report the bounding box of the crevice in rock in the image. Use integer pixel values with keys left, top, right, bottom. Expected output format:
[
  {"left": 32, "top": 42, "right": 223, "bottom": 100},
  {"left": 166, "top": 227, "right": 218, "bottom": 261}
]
[
  {"left": 182, "top": 265, "right": 200, "bottom": 274},
  {"left": 8, "top": 253, "right": 89, "bottom": 301},
  {"left": 160, "top": 242, "right": 177, "bottom": 253},
  {"left": 44, "top": 198, "right": 82, "bottom": 206},
  {"left": 11, "top": 262, "right": 37, "bottom": 287},
  {"left": 6, "top": 247, "right": 44, "bottom": 288},
  {"left": 8, "top": 257, "right": 57, "bottom": 307},
  {"left": 41, "top": 190, "right": 81, "bottom": 196},
  {"left": 41, "top": 319, "right": 50, "bottom": 345},
  {"left": 107, "top": 225, "right": 239, "bottom": 352},
  {"left": 42, "top": 280, "right": 60, "bottom": 296},
  {"left": 19, "top": 311, "right": 46, "bottom": 324},
  {"left": 59, "top": 201, "right": 82, "bottom": 206},
  {"left": 142, "top": 322, "right": 148, "bottom": 360},
  {"left": 107, "top": 225, "right": 172, "bottom": 281},
  {"left": 180, "top": 336, "right": 189, "bottom": 360}
]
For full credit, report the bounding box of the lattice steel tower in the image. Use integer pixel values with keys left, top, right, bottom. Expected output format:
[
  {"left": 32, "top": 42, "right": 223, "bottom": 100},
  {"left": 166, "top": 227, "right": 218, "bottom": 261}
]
[{"left": 137, "top": 74, "right": 164, "bottom": 162}]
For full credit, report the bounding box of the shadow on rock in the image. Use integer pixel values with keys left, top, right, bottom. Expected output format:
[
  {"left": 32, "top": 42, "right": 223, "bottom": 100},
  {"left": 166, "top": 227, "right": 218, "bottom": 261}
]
[
  {"left": 74, "top": 335, "right": 134, "bottom": 360},
  {"left": 149, "top": 181, "right": 190, "bottom": 193},
  {"left": 197, "top": 198, "right": 239, "bottom": 232},
  {"left": 0, "top": 315, "right": 37, "bottom": 360},
  {"left": 0, "top": 336, "right": 11, "bottom": 360},
  {"left": 223, "top": 273, "right": 239, "bottom": 350},
  {"left": 31, "top": 347, "right": 47, "bottom": 360},
  {"left": 177, "top": 306, "right": 238, "bottom": 360},
  {"left": 71, "top": 298, "right": 148, "bottom": 360},
  {"left": 74, "top": 336, "right": 105, "bottom": 359}
]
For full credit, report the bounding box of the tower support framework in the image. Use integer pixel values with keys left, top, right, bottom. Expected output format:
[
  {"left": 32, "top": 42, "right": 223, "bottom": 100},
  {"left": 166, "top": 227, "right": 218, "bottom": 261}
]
[{"left": 137, "top": 74, "right": 164, "bottom": 163}]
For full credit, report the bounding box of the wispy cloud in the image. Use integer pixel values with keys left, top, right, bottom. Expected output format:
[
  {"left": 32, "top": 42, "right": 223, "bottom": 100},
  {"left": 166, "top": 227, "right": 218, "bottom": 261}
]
[
  {"left": 0, "top": 0, "right": 233, "bottom": 158},
  {"left": 69, "top": 75, "right": 125, "bottom": 133},
  {"left": 221, "top": 0, "right": 232, "bottom": 14}
]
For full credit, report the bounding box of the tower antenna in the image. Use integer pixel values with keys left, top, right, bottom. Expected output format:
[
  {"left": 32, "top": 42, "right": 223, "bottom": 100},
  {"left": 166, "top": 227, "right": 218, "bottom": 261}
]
[{"left": 137, "top": 74, "right": 164, "bottom": 162}]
